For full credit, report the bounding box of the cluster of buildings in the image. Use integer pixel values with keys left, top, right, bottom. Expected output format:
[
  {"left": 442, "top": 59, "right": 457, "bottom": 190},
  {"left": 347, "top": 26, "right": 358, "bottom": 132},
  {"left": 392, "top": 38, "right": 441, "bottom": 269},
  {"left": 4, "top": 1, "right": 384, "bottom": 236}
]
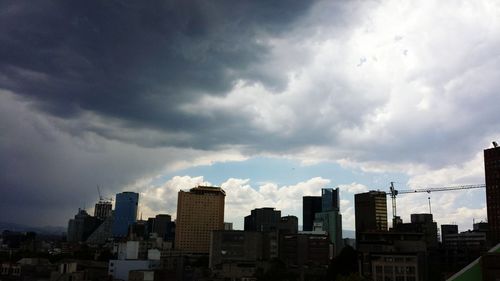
[{"left": 1, "top": 144, "right": 500, "bottom": 280}]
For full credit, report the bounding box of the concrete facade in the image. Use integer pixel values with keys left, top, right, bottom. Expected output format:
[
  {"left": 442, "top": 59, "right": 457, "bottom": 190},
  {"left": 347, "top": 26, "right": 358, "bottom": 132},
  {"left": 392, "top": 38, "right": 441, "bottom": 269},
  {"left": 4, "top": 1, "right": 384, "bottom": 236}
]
[{"left": 175, "top": 186, "right": 225, "bottom": 254}]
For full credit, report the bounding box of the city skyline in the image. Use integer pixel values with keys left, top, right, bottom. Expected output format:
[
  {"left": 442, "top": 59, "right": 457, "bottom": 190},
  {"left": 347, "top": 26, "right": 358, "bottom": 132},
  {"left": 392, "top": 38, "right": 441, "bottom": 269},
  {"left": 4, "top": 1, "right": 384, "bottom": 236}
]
[{"left": 1, "top": 1, "right": 499, "bottom": 233}]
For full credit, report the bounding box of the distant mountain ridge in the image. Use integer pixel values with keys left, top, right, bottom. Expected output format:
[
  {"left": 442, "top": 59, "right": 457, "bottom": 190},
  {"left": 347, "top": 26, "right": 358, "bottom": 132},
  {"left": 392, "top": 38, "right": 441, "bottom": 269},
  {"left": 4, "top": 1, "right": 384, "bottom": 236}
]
[{"left": 0, "top": 221, "right": 66, "bottom": 235}]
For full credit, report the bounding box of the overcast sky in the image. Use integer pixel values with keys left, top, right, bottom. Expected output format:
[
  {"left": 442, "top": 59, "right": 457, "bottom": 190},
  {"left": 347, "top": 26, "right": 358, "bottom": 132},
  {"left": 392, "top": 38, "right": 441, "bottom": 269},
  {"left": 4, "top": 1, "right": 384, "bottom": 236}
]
[{"left": 1, "top": 0, "right": 499, "bottom": 231}]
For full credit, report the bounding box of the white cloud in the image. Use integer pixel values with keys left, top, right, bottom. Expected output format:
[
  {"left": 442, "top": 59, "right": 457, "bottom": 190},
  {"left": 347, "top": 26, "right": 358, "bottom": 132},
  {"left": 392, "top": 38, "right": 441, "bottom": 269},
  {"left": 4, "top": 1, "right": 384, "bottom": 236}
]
[
  {"left": 4, "top": 1, "right": 500, "bottom": 231},
  {"left": 139, "top": 176, "right": 211, "bottom": 220},
  {"left": 339, "top": 183, "right": 369, "bottom": 194},
  {"left": 138, "top": 176, "right": 333, "bottom": 230}
]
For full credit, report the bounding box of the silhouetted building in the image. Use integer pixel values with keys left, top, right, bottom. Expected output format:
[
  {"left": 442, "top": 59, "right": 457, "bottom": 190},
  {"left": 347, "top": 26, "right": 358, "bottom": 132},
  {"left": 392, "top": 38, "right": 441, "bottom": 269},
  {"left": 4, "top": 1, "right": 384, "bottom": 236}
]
[
  {"left": 175, "top": 186, "right": 225, "bottom": 254},
  {"left": 444, "top": 231, "right": 488, "bottom": 250},
  {"left": 315, "top": 210, "right": 343, "bottom": 255},
  {"left": 441, "top": 224, "right": 489, "bottom": 274},
  {"left": 278, "top": 215, "right": 298, "bottom": 234},
  {"left": 128, "top": 220, "right": 148, "bottom": 240},
  {"left": 441, "top": 224, "right": 458, "bottom": 245},
  {"left": 112, "top": 192, "right": 139, "bottom": 237},
  {"left": 355, "top": 191, "right": 388, "bottom": 241},
  {"left": 152, "top": 214, "right": 174, "bottom": 241},
  {"left": 474, "top": 221, "right": 489, "bottom": 232},
  {"left": 209, "top": 230, "right": 264, "bottom": 279},
  {"left": 1, "top": 231, "right": 37, "bottom": 251},
  {"left": 322, "top": 188, "right": 340, "bottom": 211},
  {"left": 314, "top": 188, "right": 343, "bottom": 255},
  {"left": 94, "top": 201, "right": 112, "bottom": 220},
  {"left": 146, "top": 217, "right": 155, "bottom": 235},
  {"left": 279, "top": 232, "right": 331, "bottom": 267},
  {"left": 400, "top": 214, "right": 438, "bottom": 249},
  {"left": 303, "top": 196, "right": 322, "bottom": 231},
  {"left": 371, "top": 253, "right": 422, "bottom": 281},
  {"left": 357, "top": 231, "right": 428, "bottom": 280},
  {"left": 67, "top": 209, "right": 101, "bottom": 242},
  {"left": 485, "top": 143, "right": 500, "bottom": 245},
  {"left": 244, "top": 207, "right": 281, "bottom": 232},
  {"left": 86, "top": 214, "right": 113, "bottom": 244},
  {"left": 50, "top": 260, "right": 108, "bottom": 281}
]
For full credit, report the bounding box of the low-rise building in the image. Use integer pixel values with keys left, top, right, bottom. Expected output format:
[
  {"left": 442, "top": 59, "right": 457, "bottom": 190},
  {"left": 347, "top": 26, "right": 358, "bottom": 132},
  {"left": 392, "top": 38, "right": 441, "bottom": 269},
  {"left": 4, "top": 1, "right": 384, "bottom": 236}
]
[
  {"left": 210, "top": 230, "right": 264, "bottom": 280},
  {"left": 108, "top": 260, "right": 160, "bottom": 281},
  {"left": 279, "top": 232, "right": 331, "bottom": 267},
  {"left": 371, "top": 253, "right": 422, "bottom": 281}
]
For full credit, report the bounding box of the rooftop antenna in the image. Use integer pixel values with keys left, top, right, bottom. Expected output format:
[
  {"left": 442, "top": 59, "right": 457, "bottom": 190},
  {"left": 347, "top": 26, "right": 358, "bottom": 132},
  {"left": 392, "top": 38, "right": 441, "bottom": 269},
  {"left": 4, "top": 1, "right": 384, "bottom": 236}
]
[{"left": 428, "top": 196, "right": 432, "bottom": 214}]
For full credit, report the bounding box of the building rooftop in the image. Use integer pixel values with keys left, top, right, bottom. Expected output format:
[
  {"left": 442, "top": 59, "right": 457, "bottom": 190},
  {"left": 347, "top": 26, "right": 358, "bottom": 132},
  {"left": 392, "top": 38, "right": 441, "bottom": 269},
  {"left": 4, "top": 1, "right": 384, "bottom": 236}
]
[{"left": 182, "top": 185, "right": 226, "bottom": 196}]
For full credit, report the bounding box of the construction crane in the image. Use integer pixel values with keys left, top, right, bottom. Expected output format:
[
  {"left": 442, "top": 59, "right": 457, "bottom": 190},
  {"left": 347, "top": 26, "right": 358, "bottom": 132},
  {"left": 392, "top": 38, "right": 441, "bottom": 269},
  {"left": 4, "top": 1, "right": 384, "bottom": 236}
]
[
  {"left": 96, "top": 185, "right": 113, "bottom": 202},
  {"left": 388, "top": 182, "right": 485, "bottom": 221}
]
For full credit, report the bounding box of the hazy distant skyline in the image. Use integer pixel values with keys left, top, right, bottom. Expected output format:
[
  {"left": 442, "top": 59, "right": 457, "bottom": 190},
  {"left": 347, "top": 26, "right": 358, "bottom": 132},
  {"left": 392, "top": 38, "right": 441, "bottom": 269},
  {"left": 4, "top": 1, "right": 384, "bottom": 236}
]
[{"left": 1, "top": 1, "right": 499, "bottom": 231}]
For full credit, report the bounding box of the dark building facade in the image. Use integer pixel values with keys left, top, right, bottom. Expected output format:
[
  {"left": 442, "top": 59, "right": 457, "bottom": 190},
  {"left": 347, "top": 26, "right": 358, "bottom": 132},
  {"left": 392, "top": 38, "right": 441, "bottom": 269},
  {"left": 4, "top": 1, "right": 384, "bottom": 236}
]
[
  {"left": 355, "top": 191, "right": 388, "bottom": 241},
  {"left": 153, "top": 214, "right": 174, "bottom": 241},
  {"left": 441, "top": 224, "right": 458, "bottom": 245},
  {"left": 303, "top": 196, "right": 322, "bottom": 231},
  {"left": 485, "top": 144, "right": 500, "bottom": 245},
  {"left": 357, "top": 231, "right": 428, "bottom": 280},
  {"left": 209, "top": 230, "right": 263, "bottom": 268},
  {"left": 94, "top": 201, "right": 112, "bottom": 220},
  {"left": 244, "top": 208, "right": 281, "bottom": 232},
  {"left": 278, "top": 215, "right": 298, "bottom": 234},
  {"left": 67, "top": 209, "right": 102, "bottom": 242},
  {"left": 279, "top": 232, "right": 331, "bottom": 267},
  {"left": 321, "top": 188, "right": 340, "bottom": 212}
]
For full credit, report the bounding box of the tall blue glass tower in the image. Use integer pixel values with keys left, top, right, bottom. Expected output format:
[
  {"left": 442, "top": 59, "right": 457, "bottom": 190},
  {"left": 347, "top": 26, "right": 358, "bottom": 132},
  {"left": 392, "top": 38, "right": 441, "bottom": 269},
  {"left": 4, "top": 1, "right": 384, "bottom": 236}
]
[{"left": 112, "top": 192, "right": 139, "bottom": 237}]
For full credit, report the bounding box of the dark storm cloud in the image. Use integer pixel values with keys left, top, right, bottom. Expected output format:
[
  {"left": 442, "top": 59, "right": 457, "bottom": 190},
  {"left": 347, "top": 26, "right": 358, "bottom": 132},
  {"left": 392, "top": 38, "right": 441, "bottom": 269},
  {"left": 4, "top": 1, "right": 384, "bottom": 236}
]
[
  {"left": 0, "top": 0, "right": 322, "bottom": 225},
  {"left": 0, "top": 0, "right": 314, "bottom": 147}
]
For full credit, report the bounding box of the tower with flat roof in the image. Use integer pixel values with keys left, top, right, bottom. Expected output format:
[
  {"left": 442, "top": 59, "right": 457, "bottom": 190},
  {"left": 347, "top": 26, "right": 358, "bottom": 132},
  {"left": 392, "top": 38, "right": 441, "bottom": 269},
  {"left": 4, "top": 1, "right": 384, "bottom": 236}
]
[
  {"left": 485, "top": 143, "right": 500, "bottom": 244},
  {"left": 112, "top": 192, "right": 139, "bottom": 237},
  {"left": 355, "top": 191, "right": 388, "bottom": 241},
  {"left": 303, "top": 196, "right": 322, "bottom": 231},
  {"left": 175, "top": 186, "right": 225, "bottom": 253},
  {"left": 244, "top": 207, "right": 281, "bottom": 232}
]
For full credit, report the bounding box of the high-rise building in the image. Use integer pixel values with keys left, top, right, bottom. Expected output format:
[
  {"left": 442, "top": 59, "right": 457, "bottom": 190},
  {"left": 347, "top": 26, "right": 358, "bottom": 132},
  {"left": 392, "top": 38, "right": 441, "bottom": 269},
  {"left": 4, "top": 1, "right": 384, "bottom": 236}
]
[
  {"left": 175, "top": 186, "right": 225, "bottom": 253},
  {"left": 67, "top": 209, "right": 102, "bottom": 242},
  {"left": 355, "top": 191, "right": 388, "bottom": 240},
  {"left": 112, "top": 192, "right": 139, "bottom": 237},
  {"left": 303, "top": 196, "right": 322, "bottom": 231},
  {"left": 314, "top": 188, "right": 343, "bottom": 255},
  {"left": 94, "top": 201, "right": 112, "bottom": 220},
  {"left": 441, "top": 224, "right": 458, "bottom": 245},
  {"left": 315, "top": 210, "right": 343, "bottom": 255},
  {"left": 322, "top": 188, "right": 340, "bottom": 212},
  {"left": 153, "top": 214, "right": 174, "bottom": 241},
  {"left": 244, "top": 207, "right": 281, "bottom": 232},
  {"left": 485, "top": 143, "right": 500, "bottom": 244}
]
